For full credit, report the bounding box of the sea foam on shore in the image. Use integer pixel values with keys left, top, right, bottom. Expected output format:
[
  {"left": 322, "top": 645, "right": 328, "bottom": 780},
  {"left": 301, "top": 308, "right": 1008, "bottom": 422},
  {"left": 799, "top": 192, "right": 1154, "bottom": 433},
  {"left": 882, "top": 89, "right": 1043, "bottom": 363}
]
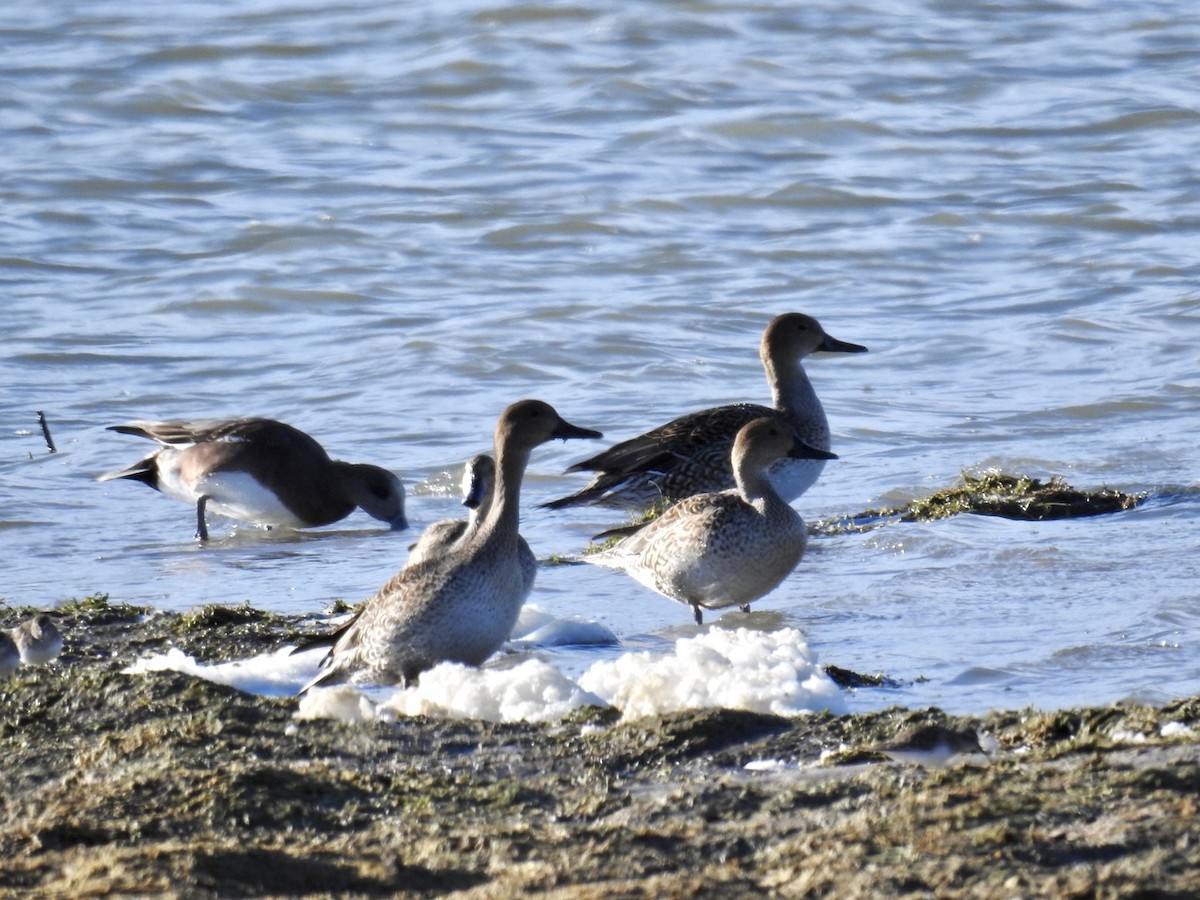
[{"left": 124, "top": 606, "right": 845, "bottom": 723}]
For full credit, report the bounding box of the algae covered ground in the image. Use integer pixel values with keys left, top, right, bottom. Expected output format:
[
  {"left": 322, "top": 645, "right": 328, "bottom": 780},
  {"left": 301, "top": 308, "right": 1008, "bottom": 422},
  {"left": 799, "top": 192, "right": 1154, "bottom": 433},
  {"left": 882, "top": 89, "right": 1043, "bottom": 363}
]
[{"left": 2, "top": 595, "right": 1198, "bottom": 898}]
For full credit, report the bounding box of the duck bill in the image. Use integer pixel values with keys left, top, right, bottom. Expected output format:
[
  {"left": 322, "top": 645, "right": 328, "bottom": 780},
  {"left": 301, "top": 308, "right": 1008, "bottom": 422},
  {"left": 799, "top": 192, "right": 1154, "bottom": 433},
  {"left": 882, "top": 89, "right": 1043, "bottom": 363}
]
[
  {"left": 818, "top": 333, "right": 868, "bottom": 354},
  {"left": 789, "top": 440, "right": 838, "bottom": 461},
  {"left": 552, "top": 420, "right": 603, "bottom": 442},
  {"left": 388, "top": 512, "right": 410, "bottom": 531},
  {"left": 462, "top": 481, "right": 488, "bottom": 509}
]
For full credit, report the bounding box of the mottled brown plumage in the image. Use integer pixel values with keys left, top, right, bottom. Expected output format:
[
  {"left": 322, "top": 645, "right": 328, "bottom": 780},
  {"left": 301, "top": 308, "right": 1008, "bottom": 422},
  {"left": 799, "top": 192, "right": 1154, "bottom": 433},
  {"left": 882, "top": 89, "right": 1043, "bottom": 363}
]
[
  {"left": 586, "top": 417, "right": 827, "bottom": 624},
  {"left": 303, "top": 401, "right": 601, "bottom": 689},
  {"left": 544, "top": 312, "right": 865, "bottom": 511}
]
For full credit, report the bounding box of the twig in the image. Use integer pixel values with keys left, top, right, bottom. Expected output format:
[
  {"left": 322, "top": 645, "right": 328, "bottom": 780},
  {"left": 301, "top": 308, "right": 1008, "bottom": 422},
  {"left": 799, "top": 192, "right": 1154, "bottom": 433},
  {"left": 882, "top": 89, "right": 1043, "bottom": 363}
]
[{"left": 37, "top": 410, "right": 57, "bottom": 454}]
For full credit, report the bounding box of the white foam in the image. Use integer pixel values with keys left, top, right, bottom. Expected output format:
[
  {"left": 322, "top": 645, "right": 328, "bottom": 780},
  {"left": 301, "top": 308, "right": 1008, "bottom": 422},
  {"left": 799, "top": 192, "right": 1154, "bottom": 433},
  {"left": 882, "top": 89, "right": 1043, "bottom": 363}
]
[
  {"left": 578, "top": 627, "right": 845, "bottom": 719},
  {"left": 508, "top": 604, "right": 618, "bottom": 646},
  {"left": 744, "top": 758, "right": 791, "bottom": 772},
  {"left": 1110, "top": 729, "right": 1148, "bottom": 744},
  {"left": 295, "top": 683, "right": 380, "bottom": 723},
  {"left": 123, "top": 645, "right": 323, "bottom": 697},
  {"left": 378, "top": 658, "right": 605, "bottom": 723},
  {"left": 126, "top": 621, "right": 844, "bottom": 724}
]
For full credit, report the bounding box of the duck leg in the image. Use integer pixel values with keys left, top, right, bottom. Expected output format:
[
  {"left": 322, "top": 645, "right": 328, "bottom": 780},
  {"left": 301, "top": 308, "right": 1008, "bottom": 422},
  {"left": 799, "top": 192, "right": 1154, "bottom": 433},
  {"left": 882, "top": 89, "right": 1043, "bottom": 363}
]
[
  {"left": 692, "top": 604, "right": 704, "bottom": 625},
  {"left": 195, "top": 496, "right": 210, "bottom": 542}
]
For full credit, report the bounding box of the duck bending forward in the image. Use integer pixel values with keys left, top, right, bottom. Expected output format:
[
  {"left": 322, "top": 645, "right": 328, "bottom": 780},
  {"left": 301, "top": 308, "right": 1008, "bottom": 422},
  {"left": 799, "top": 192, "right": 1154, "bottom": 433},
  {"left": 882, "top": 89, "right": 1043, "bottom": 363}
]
[{"left": 99, "top": 417, "right": 407, "bottom": 540}]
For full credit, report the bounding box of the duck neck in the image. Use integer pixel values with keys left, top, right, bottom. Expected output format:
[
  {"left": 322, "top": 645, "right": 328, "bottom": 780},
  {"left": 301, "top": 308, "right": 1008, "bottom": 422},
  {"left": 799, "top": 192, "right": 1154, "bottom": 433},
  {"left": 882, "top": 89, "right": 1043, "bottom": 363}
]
[
  {"left": 765, "top": 351, "right": 824, "bottom": 427},
  {"left": 732, "top": 451, "right": 778, "bottom": 510},
  {"left": 477, "top": 442, "right": 528, "bottom": 549}
]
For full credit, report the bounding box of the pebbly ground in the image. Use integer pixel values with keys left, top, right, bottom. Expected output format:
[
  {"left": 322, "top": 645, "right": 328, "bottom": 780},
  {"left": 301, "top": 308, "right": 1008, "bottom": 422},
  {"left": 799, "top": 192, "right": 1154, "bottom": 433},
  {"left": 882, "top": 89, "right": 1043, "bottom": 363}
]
[{"left": 1, "top": 594, "right": 1197, "bottom": 899}]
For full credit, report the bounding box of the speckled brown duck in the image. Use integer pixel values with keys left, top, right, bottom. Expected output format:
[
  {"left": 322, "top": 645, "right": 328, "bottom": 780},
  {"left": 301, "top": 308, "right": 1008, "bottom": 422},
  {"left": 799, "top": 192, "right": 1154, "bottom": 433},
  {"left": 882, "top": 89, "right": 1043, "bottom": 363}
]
[
  {"left": 585, "top": 417, "right": 829, "bottom": 624},
  {"left": 544, "top": 312, "right": 865, "bottom": 512},
  {"left": 304, "top": 400, "right": 601, "bottom": 689}
]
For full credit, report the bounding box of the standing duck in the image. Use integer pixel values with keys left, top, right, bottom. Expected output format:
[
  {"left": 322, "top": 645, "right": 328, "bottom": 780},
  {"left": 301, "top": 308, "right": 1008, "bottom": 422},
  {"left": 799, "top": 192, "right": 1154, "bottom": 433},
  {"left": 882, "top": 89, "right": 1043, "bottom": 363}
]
[
  {"left": 99, "top": 417, "right": 408, "bottom": 540},
  {"left": 585, "top": 417, "right": 831, "bottom": 624},
  {"left": 544, "top": 312, "right": 864, "bottom": 511},
  {"left": 304, "top": 400, "right": 601, "bottom": 689}
]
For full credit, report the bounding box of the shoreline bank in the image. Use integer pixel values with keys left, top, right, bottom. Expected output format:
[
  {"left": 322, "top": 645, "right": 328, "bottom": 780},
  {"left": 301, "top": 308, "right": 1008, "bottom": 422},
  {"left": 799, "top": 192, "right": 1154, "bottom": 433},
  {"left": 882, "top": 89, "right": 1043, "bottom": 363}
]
[{"left": 1, "top": 597, "right": 1197, "bottom": 896}]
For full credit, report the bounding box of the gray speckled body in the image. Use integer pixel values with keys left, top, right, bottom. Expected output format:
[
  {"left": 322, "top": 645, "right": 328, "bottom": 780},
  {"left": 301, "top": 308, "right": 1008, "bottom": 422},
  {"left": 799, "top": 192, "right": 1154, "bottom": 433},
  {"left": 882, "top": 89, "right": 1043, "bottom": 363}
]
[
  {"left": 588, "top": 418, "right": 820, "bottom": 624},
  {"left": 879, "top": 724, "right": 986, "bottom": 767},
  {"left": 305, "top": 401, "right": 600, "bottom": 688},
  {"left": 545, "top": 313, "right": 865, "bottom": 511},
  {"left": 12, "top": 614, "right": 63, "bottom": 666}
]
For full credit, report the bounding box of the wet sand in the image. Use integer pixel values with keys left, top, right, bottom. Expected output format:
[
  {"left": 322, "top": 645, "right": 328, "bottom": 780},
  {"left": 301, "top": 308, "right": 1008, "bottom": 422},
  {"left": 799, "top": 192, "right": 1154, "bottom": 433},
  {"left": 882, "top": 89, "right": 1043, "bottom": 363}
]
[{"left": 2, "top": 595, "right": 1197, "bottom": 898}]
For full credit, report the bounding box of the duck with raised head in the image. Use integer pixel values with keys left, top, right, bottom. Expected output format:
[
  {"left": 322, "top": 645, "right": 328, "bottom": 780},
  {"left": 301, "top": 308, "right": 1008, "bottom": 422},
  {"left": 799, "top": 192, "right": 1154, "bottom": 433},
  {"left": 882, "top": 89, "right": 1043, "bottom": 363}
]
[
  {"left": 585, "top": 417, "right": 832, "bottom": 624},
  {"left": 304, "top": 400, "right": 601, "bottom": 689},
  {"left": 544, "top": 312, "right": 865, "bottom": 511},
  {"left": 99, "top": 417, "right": 408, "bottom": 540}
]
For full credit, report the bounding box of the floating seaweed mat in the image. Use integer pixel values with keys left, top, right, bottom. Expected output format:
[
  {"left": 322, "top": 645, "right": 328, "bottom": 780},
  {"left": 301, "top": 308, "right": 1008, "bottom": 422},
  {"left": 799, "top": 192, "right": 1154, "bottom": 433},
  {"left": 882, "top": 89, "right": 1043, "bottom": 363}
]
[
  {"left": 816, "top": 471, "right": 1146, "bottom": 535},
  {"left": 900, "top": 471, "right": 1145, "bottom": 522}
]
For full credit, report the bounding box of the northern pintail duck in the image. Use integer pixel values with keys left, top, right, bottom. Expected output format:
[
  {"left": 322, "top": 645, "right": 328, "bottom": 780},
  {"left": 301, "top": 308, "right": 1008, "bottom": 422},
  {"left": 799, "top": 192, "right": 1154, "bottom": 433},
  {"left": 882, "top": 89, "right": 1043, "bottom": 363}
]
[
  {"left": 11, "top": 614, "right": 63, "bottom": 666},
  {"left": 0, "top": 631, "right": 19, "bottom": 677},
  {"left": 585, "top": 417, "right": 831, "bottom": 624},
  {"left": 406, "top": 454, "right": 494, "bottom": 566},
  {"left": 99, "top": 417, "right": 408, "bottom": 540},
  {"left": 406, "top": 454, "right": 537, "bottom": 595},
  {"left": 544, "top": 313, "right": 865, "bottom": 511},
  {"left": 304, "top": 400, "right": 601, "bottom": 689}
]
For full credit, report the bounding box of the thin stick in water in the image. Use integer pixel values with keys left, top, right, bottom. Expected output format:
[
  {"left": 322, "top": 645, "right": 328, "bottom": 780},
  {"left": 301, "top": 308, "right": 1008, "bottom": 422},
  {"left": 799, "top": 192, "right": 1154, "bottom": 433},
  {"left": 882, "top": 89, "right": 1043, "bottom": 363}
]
[{"left": 37, "top": 411, "right": 57, "bottom": 454}]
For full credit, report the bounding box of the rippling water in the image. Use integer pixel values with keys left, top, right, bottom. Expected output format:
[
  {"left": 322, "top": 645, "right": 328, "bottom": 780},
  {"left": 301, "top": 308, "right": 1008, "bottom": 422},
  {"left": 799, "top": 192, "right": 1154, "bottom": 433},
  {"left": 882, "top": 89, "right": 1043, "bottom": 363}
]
[{"left": 3, "top": 0, "right": 1198, "bottom": 715}]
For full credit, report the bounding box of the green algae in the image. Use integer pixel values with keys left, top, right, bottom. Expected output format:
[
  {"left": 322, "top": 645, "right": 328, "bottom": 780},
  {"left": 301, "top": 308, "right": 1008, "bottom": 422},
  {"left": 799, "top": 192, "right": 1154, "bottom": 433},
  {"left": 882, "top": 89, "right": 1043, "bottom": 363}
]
[
  {"left": 899, "top": 471, "right": 1144, "bottom": 522},
  {"left": 814, "top": 469, "right": 1146, "bottom": 536}
]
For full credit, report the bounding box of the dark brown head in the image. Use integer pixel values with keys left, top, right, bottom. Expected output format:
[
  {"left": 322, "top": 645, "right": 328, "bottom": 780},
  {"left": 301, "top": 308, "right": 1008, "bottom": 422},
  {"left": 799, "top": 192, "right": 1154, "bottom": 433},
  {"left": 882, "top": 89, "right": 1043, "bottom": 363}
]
[
  {"left": 495, "top": 399, "right": 603, "bottom": 455},
  {"left": 761, "top": 313, "right": 868, "bottom": 366}
]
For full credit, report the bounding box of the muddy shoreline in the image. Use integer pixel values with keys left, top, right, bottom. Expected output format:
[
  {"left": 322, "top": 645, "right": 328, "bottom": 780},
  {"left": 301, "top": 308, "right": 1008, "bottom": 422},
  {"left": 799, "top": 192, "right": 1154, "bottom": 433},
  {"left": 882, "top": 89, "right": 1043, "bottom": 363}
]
[{"left": 1, "top": 596, "right": 1197, "bottom": 898}]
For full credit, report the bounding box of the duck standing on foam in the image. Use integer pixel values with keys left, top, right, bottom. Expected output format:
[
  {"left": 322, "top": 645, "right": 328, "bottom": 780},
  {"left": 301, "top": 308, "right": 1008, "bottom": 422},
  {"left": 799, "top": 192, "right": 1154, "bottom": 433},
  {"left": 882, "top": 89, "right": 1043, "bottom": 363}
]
[{"left": 304, "top": 400, "right": 601, "bottom": 689}]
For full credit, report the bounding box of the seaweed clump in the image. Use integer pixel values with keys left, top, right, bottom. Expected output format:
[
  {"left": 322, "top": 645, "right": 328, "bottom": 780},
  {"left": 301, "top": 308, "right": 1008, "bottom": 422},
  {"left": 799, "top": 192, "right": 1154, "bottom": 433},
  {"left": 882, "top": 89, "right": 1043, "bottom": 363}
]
[
  {"left": 816, "top": 470, "right": 1146, "bottom": 535},
  {"left": 901, "top": 471, "right": 1144, "bottom": 522}
]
